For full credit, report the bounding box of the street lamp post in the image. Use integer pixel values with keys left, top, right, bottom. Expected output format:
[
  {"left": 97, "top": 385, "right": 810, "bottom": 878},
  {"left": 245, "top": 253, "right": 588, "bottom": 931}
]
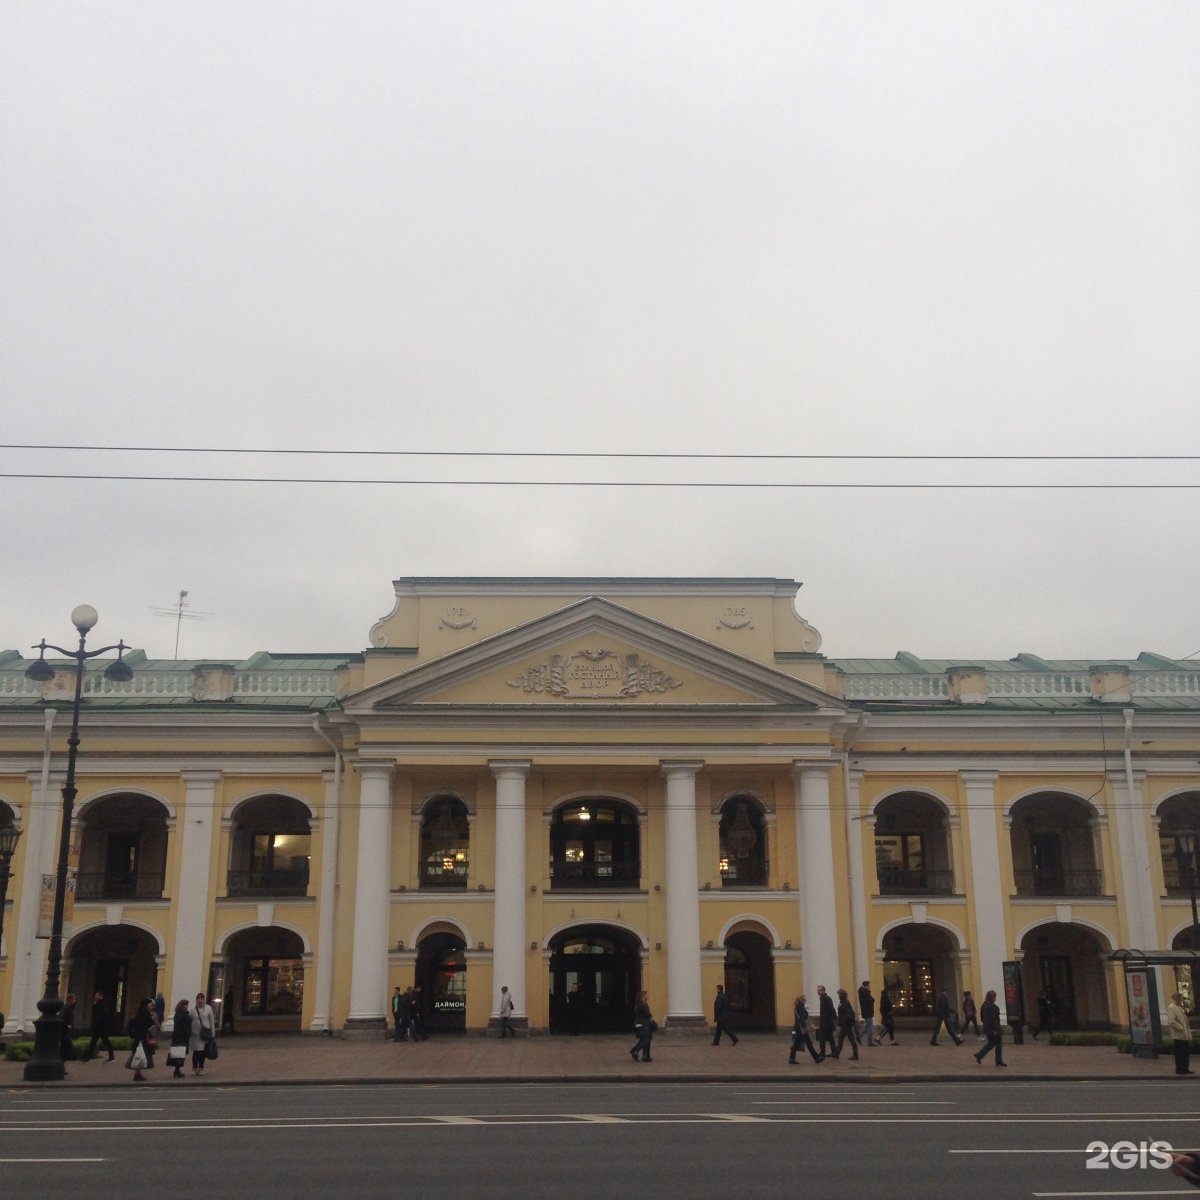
[
  {"left": 22, "top": 605, "right": 132, "bottom": 1082},
  {"left": 0, "top": 825, "right": 22, "bottom": 968}
]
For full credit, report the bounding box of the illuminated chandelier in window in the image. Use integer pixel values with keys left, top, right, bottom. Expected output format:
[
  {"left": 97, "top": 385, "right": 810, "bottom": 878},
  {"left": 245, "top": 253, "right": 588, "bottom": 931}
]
[{"left": 726, "top": 803, "right": 757, "bottom": 859}]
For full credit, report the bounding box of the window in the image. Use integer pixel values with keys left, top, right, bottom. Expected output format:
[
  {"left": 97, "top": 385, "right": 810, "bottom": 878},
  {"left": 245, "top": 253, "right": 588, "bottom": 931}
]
[
  {"left": 419, "top": 799, "right": 470, "bottom": 888},
  {"left": 550, "top": 800, "right": 640, "bottom": 889},
  {"left": 242, "top": 957, "right": 304, "bottom": 1016},
  {"left": 719, "top": 799, "right": 767, "bottom": 886}
]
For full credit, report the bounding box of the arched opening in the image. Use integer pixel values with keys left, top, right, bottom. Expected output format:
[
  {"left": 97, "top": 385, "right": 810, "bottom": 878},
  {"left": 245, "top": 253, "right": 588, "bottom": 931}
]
[
  {"left": 873, "top": 793, "right": 953, "bottom": 895},
  {"left": 416, "top": 931, "right": 467, "bottom": 1033},
  {"left": 1010, "top": 793, "right": 1102, "bottom": 897},
  {"left": 548, "top": 924, "right": 642, "bottom": 1033},
  {"left": 718, "top": 797, "right": 768, "bottom": 887},
  {"left": 227, "top": 796, "right": 312, "bottom": 898},
  {"left": 549, "top": 799, "right": 640, "bottom": 890},
  {"left": 880, "top": 923, "right": 961, "bottom": 1017},
  {"left": 1019, "top": 922, "right": 1113, "bottom": 1030},
  {"left": 1158, "top": 792, "right": 1200, "bottom": 898},
  {"left": 66, "top": 924, "right": 160, "bottom": 1035},
  {"left": 1170, "top": 927, "right": 1200, "bottom": 1012},
  {"left": 77, "top": 793, "right": 170, "bottom": 901},
  {"left": 723, "top": 929, "right": 775, "bottom": 1029},
  {"left": 419, "top": 798, "right": 470, "bottom": 889},
  {"left": 219, "top": 926, "right": 305, "bottom": 1032}
]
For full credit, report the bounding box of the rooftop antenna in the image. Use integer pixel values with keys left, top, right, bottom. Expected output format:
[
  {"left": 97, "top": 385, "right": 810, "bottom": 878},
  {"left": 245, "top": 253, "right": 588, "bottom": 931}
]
[{"left": 151, "top": 590, "right": 212, "bottom": 658}]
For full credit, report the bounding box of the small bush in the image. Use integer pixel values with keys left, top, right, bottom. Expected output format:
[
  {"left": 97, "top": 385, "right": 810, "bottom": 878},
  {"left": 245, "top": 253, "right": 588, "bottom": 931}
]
[
  {"left": 1049, "top": 1031, "right": 1121, "bottom": 1046},
  {"left": 5, "top": 1035, "right": 133, "bottom": 1062}
]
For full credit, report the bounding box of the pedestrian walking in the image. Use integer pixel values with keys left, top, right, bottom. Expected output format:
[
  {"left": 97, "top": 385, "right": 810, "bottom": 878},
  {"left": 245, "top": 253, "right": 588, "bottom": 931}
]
[
  {"left": 60, "top": 993, "right": 78, "bottom": 1062},
  {"left": 190, "top": 991, "right": 216, "bottom": 1075},
  {"left": 566, "top": 982, "right": 583, "bottom": 1035},
  {"left": 498, "top": 985, "right": 515, "bottom": 1038},
  {"left": 712, "top": 984, "right": 739, "bottom": 1046},
  {"left": 168, "top": 998, "right": 192, "bottom": 1078},
  {"left": 629, "top": 990, "right": 655, "bottom": 1061},
  {"left": 1168, "top": 991, "right": 1195, "bottom": 1075},
  {"left": 858, "top": 980, "right": 877, "bottom": 1046},
  {"left": 396, "top": 984, "right": 410, "bottom": 1041},
  {"left": 878, "top": 987, "right": 898, "bottom": 1044},
  {"left": 1032, "top": 988, "right": 1055, "bottom": 1040},
  {"left": 816, "top": 985, "right": 838, "bottom": 1060},
  {"left": 154, "top": 992, "right": 166, "bottom": 1027},
  {"left": 973, "top": 989, "right": 1006, "bottom": 1067},
  {"left": 127, "top": 997, "right": 158, "bottom": 1083},
  {"left": 930, "top": 989, "right": 964, "bottom": 1046},
  {"left": 411, "top": 986, "right": 428, "bottom": 1040},
  {"left": 397, "top": 986, "right": 414, "bottom": 1041},
  {"left": 834, "top": 988, "right": 861, "bottom": 1060},
  {"left": 81, "top": 990, "right": 116, "bottom": 1062},
  {"left": 961, "top": 990, "right": 981, "bottom": 1038},
  {"left": 789, "top": 994, "right": 822, "bottom": 1064}
]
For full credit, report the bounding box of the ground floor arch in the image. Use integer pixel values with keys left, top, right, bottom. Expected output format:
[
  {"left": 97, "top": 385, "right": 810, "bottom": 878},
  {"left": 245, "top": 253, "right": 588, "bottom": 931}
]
[
  {"left": 548, "top": 923, "right": 642, "bottom": 1033},
  {"left": 213, "top": 926, "right": 306, "bottom": 1033},
  {"left": 416, "top": 929, "right": 467, "bottom": 1033},
  {"left": 1019, "top": 921, "right": 1114, "bottom": 1030},
  {"left": 66, "top": 923, "right": 161, "bottom": 1035},
  {"left": 879, "top": 922, "right": 961, "bottom": 1017},
  {"left": 723, "top": 927, "right": 776, "bottom": 1030}
]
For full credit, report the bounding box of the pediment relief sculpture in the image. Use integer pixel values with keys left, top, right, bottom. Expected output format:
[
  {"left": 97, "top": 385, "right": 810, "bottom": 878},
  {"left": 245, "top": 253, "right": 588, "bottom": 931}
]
[{"left": 508, "top": 649, "right": 682, "bottom": 699}]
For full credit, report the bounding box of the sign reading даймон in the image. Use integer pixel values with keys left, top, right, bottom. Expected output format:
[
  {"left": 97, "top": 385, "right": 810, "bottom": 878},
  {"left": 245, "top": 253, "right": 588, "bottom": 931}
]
[{"left": 508, "top": 649, "right": 682, "bottom": 699}]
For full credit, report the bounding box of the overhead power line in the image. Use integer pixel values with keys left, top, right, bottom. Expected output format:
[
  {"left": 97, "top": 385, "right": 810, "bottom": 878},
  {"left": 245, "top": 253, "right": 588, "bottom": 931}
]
[
  {"left": 0, "top": 472, "right": 1198, "bottom": 489},
  {"left": 2, "top": 443, "right": 1199, "bottom": 461}
]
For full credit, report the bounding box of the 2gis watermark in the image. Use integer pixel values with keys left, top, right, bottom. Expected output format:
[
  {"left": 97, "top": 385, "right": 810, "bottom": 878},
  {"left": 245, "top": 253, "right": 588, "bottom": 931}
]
[{"left": 1085, "top": 1140, "right": 1174, "bottom": 1170}]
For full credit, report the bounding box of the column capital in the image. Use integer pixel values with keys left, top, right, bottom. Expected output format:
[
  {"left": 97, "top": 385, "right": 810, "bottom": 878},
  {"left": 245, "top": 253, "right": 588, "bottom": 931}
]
[
  {"left": 959, "top": 770, "right": 999, "bottom": 788},
  {"left": 489, "top": 759, "right": 532, "bottom": 780},
  {"left": 180, "top": 770, "right": 223, "bottom": 786},
  {"left": 791, "top": 759, "right": 836, "bottom": 780},
  {"left": 660, "top": 759, "right": 704, "bottom": 780},
  {"left": 356, "top": 761, "right": 395, "bottom": 781}
]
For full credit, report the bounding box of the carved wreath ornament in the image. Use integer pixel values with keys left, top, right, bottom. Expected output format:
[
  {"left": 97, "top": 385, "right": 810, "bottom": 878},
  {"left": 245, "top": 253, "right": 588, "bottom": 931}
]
[{"left": 508, "top": 649, "right": 682, "bottom": 698}]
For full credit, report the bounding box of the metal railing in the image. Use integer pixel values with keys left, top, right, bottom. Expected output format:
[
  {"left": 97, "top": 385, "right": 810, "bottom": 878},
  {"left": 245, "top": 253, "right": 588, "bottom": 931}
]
[
  {"left": 74, "top": 871, "right": 166, "bottom": 901},
  {"left": 226, "top": 868, "right": 309, "bottom": 897},
  {"left": 1013, "top": 868, "right": 1103, "bottom": 897},
  {"left": 549, "top": 861, "right": 641, "bottom": 888},
  {"left": 877, "top": 868, "right": 956, "bottom": 896}
]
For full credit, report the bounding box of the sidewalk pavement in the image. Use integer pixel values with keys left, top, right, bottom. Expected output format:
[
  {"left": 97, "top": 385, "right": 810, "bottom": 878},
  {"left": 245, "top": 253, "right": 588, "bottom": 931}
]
[{"left": 1, "top": 1030, "right": 1188, "bottom": 1088}]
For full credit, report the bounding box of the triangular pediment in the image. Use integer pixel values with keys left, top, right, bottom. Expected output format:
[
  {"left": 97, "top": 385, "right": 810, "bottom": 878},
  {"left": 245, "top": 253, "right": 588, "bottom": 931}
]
[{"left": 344, "top": 597, "right": 843, "bottom": 711}]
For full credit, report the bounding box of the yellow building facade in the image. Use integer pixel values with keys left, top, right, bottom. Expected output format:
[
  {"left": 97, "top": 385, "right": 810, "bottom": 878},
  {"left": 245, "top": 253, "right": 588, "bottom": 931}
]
[{"left": 1, "top": 577, "right": 1198, "bottom": 1039}]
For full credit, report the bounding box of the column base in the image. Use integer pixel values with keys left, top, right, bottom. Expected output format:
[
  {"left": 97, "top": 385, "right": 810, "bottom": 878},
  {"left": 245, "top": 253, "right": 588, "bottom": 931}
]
[
  {"left": 487, "top": 1016, "right": 530, "bottom": 1037},
  {"left": 342, "top": 1016, "right": 388, "bottom": 1041},
  {"left": 663, "top": 1014, "right": 709, "bottom": 1032}
]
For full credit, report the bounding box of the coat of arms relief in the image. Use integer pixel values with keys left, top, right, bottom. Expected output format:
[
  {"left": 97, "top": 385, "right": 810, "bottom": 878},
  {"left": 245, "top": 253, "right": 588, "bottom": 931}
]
[{"left": 508, "top": 649, "right": 682, "bottom": 698}]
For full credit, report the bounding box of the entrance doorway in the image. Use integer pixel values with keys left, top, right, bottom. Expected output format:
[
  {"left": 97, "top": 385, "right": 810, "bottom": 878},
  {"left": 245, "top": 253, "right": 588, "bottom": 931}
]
[
  {"left": 416, "top": 932, "right": 467, "bottom": 1033},
  {"left": 548, "top": 925, "right": 641, "bottom": 1033},
  {"left": 723, "top": 930, "right": 776, "bottom": 1029}
]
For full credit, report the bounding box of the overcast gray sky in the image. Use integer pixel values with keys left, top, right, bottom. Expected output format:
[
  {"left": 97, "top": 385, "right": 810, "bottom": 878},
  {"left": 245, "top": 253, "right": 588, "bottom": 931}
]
[{"left": 2, "top": 2, "right": 1197, "bottom": 665}]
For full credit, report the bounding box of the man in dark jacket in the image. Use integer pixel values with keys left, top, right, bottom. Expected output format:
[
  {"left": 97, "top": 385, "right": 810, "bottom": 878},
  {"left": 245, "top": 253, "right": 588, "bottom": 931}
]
[
  {"left": 931, "top": 989, "right": 964, "bottom": 1046},
  {"left": 789, "top": 994, "right": 822, "bottom": 1063},
  {"left": 711, "top": 984, "right": 738, "bottom": 1046},
  {"left": 858, "top": 981, "right": 877, "bottom": 1046},
  {"left": 834, "top": 988, "right": 861, "bottom": 1060},
  {"left": 81, "top": 991, "right": 116, "bottom": 1062},
  {"left": 816, "top": 985, "right": 838, "bottom": 1060},
  {"left": 973, "top": 989, "right": 1006, "bottom": 1066}
]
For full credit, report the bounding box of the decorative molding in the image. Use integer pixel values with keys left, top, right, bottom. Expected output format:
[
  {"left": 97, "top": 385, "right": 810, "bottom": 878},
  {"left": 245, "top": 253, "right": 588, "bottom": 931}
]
[
  {"left": 508, "top": 649, "right": 682, "bottom": 699},
  {"left": 438, "top": 607, "right": 478, "bottom": 631}
]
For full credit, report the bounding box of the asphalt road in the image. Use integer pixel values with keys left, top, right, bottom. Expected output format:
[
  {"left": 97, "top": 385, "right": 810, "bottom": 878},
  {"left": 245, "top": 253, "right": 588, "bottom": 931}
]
[{"left": 2, "top": 1079, "right": 1198, "bottom": 1199}]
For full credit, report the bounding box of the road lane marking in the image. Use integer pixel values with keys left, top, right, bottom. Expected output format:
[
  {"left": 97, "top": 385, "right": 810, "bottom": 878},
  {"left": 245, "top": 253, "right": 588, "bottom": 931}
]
[
  {"left": 0, "top": 1158, "right": 107, "bottom": 1163},
  {"left": 1031, "top": 1190, "right": 1193, "bottom": 1197}
]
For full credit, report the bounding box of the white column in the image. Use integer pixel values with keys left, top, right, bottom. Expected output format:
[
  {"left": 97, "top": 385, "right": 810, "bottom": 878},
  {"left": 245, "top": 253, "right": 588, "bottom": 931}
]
[
  {"left": 963, "top": 771, "right": 1007, "bottom": 1000},
  {"left": 347, "top": 763, "right": 393, "bottom": 1027},
  {"left": 794, "top": 762, "right": 840, "bottom": 993},
  {"left": 5, "top": 753, "right": 58, "bottom": 1035},
  {"left": 844, "top": 766, "right": 870, "bottom": 986},
  {"left": 169, "top": 771, "right": 220, "bottom": 1002},
  {"left": 309, "top": 767, "right": 340, "bottom": 1033},
  {"left": 662, "top": 760, "right": 705, "bottom": 1024},
  {"left": 1109, "top": 768, "right": 1156, "bottom": 950},
  {"left": 490, "top": 760, "right": 530, "bottom": 1023}
]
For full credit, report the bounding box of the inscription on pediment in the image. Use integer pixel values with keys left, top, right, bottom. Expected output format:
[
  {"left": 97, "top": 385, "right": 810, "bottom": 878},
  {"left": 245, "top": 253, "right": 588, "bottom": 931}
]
[{"left": 508, "top": 649, "right": 682, "bottom": 699}]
